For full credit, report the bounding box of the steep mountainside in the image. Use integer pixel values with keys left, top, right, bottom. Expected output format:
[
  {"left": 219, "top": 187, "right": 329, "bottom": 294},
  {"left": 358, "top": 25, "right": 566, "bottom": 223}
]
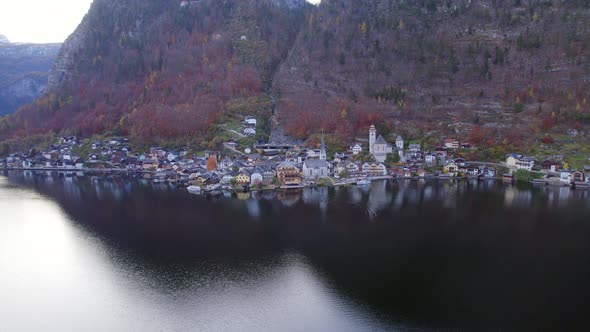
[
  {"left": 0, "top": 36, "right": 60, "bottom": 116},
  {"left": 274, "top": 0, "right": 590, "bottom": 142},
  {"left": 1, "top": 0, "right": 590, "bottom": 150},
  {"left": 1, "top": 0, "right": 306, "bottom": 146}
]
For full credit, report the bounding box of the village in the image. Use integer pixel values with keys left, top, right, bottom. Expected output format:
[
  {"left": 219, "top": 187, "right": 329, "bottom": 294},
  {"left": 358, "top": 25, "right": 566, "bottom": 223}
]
[{"left": 1, "top": 115, "right": 590, "bottom": 194}]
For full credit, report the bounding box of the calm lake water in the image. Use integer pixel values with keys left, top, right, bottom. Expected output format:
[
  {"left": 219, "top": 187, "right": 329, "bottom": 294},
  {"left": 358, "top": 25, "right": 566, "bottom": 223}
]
[{"left": 2, "top": 171, "right": 590, "bottom": 331}]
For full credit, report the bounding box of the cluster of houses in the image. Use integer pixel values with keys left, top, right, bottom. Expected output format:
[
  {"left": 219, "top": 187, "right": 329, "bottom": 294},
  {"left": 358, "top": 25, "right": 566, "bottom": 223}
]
[
  {"left": 506, "top": 153, "right": 590, "bottom": 185},
  {"left": 0, "top": 124, "right": 505, "bottom": 190},
  {"left": 243, "top": 116, "right": 257, "bottom": 137},
  {"left": 2, "top": 136, "right": 87, "bottom": 170},
  {"left": 347, "top": 125, "right": 467, "bottom": 167},
  {"left": 14, "top": 124, "right": 590, "bottom": 189},
  {"left": 0, "top": 131, "right": 385, "bottom": 190},
  {"left": 345, "top": 125, "right": 493, "bottom": 179}
]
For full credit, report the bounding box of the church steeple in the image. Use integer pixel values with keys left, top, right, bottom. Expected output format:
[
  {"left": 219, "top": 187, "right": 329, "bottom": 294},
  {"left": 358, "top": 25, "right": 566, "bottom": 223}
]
[
  {"left": 319, "top": 131, "right": 327, "bottom": 160},
  {"left": 369, "top": 124, "right": 376, "bottom": 154}
]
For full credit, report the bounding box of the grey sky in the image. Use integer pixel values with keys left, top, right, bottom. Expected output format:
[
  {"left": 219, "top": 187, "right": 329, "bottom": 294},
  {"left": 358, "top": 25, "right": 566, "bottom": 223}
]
[{"left": 0, "top": 0, "right": 320, "bottom": 44}]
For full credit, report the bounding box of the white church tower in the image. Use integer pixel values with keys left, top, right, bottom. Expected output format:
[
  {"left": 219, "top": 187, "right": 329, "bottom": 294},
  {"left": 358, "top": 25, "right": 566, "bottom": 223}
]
[
  {"left": 319, "top": 132, "right": 326, "bottom": 161},
  {"left": 369, "top": 124, "right": 376, "bottom": 154}
]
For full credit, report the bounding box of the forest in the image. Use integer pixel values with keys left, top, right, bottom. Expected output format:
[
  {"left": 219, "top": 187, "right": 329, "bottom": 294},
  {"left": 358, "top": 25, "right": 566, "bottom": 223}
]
[{"left": 1, "top": 0, "right": 590, "bottom": 153}]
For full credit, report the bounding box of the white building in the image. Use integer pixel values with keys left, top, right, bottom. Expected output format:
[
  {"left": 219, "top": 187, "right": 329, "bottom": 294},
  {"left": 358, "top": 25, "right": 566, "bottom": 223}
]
[
  {"left": 244, "top": 116, "right": 257, "bottom": 127},
  {"left": 444, "top": 139, "right": 459, "bottom": 149},
  {"left": 515, "top": 157, "right": 535, "bottom": 171},
  {"left": 244, "top": 128, "right": 256, "bottom": 136},
  {"left": 506, "top": 154, "right": 522, "bottom": 168},
  {"left": 250, "top": 170, "right": 264, "bottom": 186},
  {"left": 369, "top": 124, "right": 392, "bottom": 163},
  {"left": 306, "top": 149, "right": 321, "bottom": 158},
  {"left": 303, "top": 134, "right": 329, "bottom": 180},
  {"left": 408, "top": 144, "right": 421, "bottom": 152},
  {"left": 369, "top": 124, "right": 377, "bottom": 154},
  {"left": 560, "top": 170, "right": 572, "bottom": 184},
  {"left": 425, "top": 154, "right": 436, "bottom": 165},
  {"left": 351, "top": 143, "right": 362, "bottom": 155},
  {"left": 396, "top": 136, "right": 404, "bottom": 150},
  {"left": 303, "top": 159, "right": 329, "bottom": 179}
]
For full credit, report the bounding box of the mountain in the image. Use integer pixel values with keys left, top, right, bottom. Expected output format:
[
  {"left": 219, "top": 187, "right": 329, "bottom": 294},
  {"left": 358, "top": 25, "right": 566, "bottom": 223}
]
[
  {"left": 1, "top": 0, "right": 590, "bottom": 150},
  {"left": 273, "top": 0, "right": 590, "bottom": 142},
  {"left": 1, "top": 0, "right": 306, "bottom": 145},
  {"left": 0, "top": 35, "right": 61, "bottom": 117}
]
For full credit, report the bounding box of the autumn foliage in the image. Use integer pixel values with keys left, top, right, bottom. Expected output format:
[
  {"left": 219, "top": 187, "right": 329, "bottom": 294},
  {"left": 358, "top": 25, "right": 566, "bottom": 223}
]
[
  {"left": 206, "top": 156, "right": 217, "bottom": 171},
  {"left": 1, "top": 0, "right": 590, "bottom": 148},
  {"left": 0, "top": 0, "right": 304, "bottom": 144}
]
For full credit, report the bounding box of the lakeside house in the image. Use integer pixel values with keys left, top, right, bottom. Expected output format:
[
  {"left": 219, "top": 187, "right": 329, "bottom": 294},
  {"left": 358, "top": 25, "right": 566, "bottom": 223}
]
[
  {"left": 276, "top": 161, "right": 302, "bottom": 186},
  {"left": 560, "top": 170, "right": 572, "bottom": 184},
  {"left": 444, "top": 161, "right": 459, "bottom": 176},
  {"left": 541, "top": 160, "right": 561, "bottom": 172},
  {"left": 506, "top": 154, "right": 535, "bottom": 171},
  {"left": 250, "top": 169, "right": 264, "bottom": 186},
  {"left": 572, "top": 171, "right": 585, "bottom": 183}
]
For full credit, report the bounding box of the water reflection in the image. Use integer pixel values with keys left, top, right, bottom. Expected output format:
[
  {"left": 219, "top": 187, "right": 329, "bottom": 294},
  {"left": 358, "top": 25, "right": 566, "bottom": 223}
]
[
  {"left": 3, "top": 171, "right": 590, "bottom": 330},
  {"left": 0, "top": 175, "right": 396, "bottom": 331}
]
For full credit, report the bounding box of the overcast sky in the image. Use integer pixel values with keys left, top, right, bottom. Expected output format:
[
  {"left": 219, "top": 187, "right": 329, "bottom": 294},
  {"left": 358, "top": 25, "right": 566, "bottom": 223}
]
[{"left": 0, "top": 0, "right": 321, "bottom": 44}]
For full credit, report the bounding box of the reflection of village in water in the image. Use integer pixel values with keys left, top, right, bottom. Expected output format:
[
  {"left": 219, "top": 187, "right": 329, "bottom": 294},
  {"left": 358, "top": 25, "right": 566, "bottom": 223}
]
[{"left": 10, "top": 170, "right": 590, "bottom": 220}]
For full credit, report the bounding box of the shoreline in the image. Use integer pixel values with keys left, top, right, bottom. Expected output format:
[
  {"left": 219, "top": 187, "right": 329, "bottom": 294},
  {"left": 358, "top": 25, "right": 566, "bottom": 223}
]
[{"left": 1, "top": 168, "right": 581, "bottom": 191}]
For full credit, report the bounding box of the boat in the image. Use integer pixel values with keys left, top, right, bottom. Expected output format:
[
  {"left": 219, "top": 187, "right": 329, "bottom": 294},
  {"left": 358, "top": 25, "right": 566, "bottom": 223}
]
[
  {"left": 503, "top": 174, "right": 515, "bottom": 182},
  {"left": 281, "top": 183, "right": 305, "bottom": 189},
  {"left": 356, "top": 179, "right": 371, "bottom": 186},
  {"left": 205, "top": 183, "right": 222, "bottom": 192},
  {"left": 187, "top": 185, "right": 202, "bottom": 194}
]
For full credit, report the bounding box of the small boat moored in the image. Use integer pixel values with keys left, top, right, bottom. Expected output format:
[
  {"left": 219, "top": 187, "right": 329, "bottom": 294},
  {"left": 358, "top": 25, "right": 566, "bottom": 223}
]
[
  {"left": 187, "top": 185, "right": 202, "bottom": 194},
  {"left": 356, "top": 179, "right": 371, "bottom": 186},
  {"left": 503, "top": 174, "right": 515, "bottom": 182}
]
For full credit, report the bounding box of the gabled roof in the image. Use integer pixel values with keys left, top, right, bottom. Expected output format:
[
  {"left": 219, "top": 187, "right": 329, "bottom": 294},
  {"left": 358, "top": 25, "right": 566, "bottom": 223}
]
[
  {"left": 278, "top": 161, "right": 299, "bottom": 169},
  {"left": 304, "top": 159, "right": 328, "bottom": 168},
  {"left": 375, "top": 135, "right": 388, "bottom": 145},
  {"left": 238, "top": 170, "right": 251, "bottom": 176}
]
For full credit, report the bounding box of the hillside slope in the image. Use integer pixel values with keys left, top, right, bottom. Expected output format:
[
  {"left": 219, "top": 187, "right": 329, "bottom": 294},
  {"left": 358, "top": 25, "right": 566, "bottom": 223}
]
[
  {"left": 0, "top": 0, "right": 306, "bottom": 146},
  {"left": 273, "top": 0, "right": 590, "bottom": 141},
  {"left": 1, "top": 0, "right": 590, "bottom": 150}
]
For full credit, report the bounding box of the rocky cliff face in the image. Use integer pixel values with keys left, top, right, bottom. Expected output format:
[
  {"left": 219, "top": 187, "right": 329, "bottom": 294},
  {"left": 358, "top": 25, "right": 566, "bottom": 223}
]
[
  {"left": 46, "top": 17, "right": 89, "bottom": 92},
  {"left": 0, "top": 38, "right": 60, "bottom": 116},
  {"left": 3, "top": 0, "right": 590, "bottom": 147}
]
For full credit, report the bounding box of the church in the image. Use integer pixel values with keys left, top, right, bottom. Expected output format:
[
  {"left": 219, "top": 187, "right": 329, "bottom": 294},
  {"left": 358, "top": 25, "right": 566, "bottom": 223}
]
[
  {"left": 369, "top": 124, "right": 393, "bottom": 163},
  {"left": 303, "top": 134, "right": 329, "bottom": 179}
]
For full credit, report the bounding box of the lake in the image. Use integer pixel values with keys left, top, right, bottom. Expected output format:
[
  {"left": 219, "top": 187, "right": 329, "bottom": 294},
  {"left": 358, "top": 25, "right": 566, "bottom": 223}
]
[{"left": 2, "top": 170, "right": 590, "bottom": 331}]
